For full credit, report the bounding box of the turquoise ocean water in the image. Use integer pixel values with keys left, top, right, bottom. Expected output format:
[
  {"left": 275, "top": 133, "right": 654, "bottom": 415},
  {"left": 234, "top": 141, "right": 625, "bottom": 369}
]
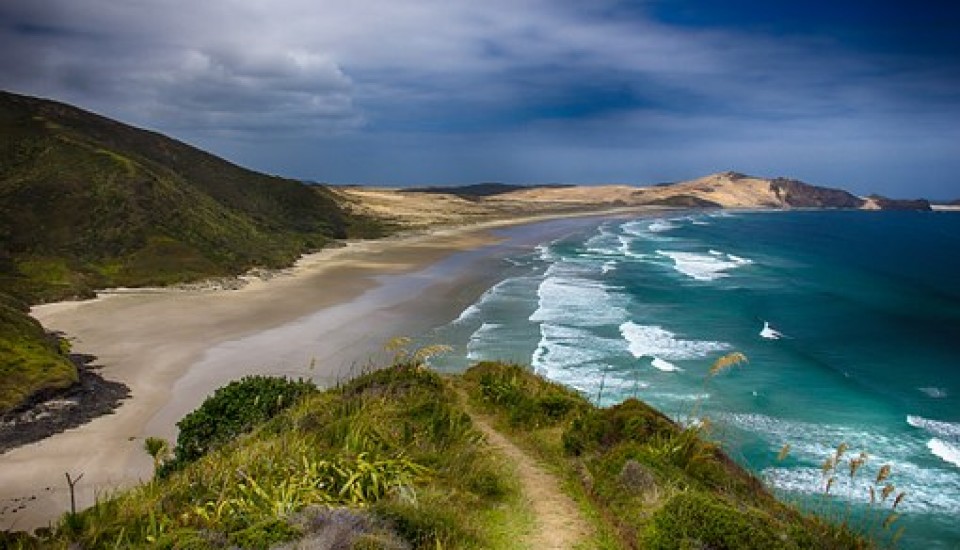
[{"left": 425, "top": 210, "right": 960, "bottom": 548}]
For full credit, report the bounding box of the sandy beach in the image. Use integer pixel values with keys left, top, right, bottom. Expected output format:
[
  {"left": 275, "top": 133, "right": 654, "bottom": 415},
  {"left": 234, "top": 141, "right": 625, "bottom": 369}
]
[{"left": 0, "top": 209, "right": 645, "bottom": 532}]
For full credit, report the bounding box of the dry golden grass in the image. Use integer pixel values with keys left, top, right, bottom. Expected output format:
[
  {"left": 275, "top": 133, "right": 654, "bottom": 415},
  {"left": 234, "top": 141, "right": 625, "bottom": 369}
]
[{"left": 709, "top": 351, "right": 749, "bottom": 377}]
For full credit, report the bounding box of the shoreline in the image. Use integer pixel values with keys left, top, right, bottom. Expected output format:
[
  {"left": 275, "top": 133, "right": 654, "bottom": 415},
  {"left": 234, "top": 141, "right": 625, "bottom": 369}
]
[
  {"left": 0, "top": 355, "right": 130, "bottom": 453},
  {"left": 0, "top": 206, "right": 655, "bottom": 532}
]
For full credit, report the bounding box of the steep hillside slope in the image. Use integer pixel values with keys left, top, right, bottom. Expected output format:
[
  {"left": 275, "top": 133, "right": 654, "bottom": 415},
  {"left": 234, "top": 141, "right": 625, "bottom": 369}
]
[
  {"left": 861, "top": 195, "right": 933, "bottom": 211},
  {"left": 0, "top": 91, "right": 367, "bottom": 303},
  {"left": 0, "top": 293, "right": 76, "bottom": 413},
  {"left": 642, "top": 172, "right": 866, "bottom": 208},
  {"left": 0, "top": 91, "right": 384, "bottom": 413}
]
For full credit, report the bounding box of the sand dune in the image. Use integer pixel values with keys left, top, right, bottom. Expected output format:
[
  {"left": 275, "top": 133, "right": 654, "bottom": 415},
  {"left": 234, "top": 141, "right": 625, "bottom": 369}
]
[
  {"left": 486, "top": 172, "right": 864, "bottom": 209},
  {"left": 343, "top": 172, "right": 868, "bottom": 217}
]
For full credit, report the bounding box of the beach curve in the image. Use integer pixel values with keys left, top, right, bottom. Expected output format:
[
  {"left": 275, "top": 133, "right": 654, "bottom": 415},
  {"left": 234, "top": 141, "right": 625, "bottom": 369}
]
[{"left": 0, "top": 208, "right": 648, "bottom": 532}]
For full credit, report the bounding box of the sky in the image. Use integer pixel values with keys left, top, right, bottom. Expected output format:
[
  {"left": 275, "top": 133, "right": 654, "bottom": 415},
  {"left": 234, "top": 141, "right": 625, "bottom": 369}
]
[{"left": 2, "top": 1, "right": 959, "bottom": 198}]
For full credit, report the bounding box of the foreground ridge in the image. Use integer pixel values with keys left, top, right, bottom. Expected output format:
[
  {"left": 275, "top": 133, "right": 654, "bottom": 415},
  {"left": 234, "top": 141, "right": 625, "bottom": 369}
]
[{"left": 2, "top": 362, "right": 873, "bottom": 548}]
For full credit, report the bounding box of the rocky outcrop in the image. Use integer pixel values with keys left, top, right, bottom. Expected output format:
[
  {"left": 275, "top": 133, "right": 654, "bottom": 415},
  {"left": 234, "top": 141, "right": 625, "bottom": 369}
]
[
  {"left": 861, "top": 195, "right": 932, "bottom": 211},
  {"left": 769, "top": 178, "right": 865, "bottom": 208}
]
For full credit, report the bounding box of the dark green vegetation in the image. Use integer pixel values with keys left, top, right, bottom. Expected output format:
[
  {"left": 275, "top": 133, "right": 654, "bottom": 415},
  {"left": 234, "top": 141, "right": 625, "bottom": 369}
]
[
  {"left": 0, "top": 90, "right": 389, "bottom": 412},
  {"left": 169, "top": 376, "right": 317, "bottom": 467},
  {"left": 0, "top": 293, "right": 75, "bottom": 413},
  {"left": 460, "top": 361, "right": 870, "bottom": 549},
  {"left": 5, "top": 363, "right": 526, "bottom": 549},
  {"left": 3, "top": 361, "right": 877, "bottom": 549},
  {"left": 0, "top": 90, "right": 386, "bottom": 304}
]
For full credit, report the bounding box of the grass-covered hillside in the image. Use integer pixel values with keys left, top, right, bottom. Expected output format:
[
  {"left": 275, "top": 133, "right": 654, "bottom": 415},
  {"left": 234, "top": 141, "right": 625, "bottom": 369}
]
[
  {"left": 0, "top": 90, "right": 385, "bottom": 303},
  {"left": 0, "top": 293, "right": 76, "bottom": 413},
  {"left": 0, "top": 90, "right": 390, "bottom": 412},
  {"left": 3, "top": 358, "right": 879, "bottom": 549}
]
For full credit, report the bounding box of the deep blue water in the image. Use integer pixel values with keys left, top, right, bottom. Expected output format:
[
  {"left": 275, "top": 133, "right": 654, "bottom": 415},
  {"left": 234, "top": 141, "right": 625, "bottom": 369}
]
[{"left": 425, "top": 210, "right": 960, "bottom": 548}]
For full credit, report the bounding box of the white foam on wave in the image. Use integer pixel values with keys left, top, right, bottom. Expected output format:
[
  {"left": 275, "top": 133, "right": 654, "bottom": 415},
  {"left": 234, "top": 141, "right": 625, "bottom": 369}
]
[
  {"left": 616, "top": 235, "right": 646, "bottom": 259},
  {"left": 530, "top": 272, "right": 628, "bottom": 327},
  {"left": 648, "top": 219, "right": 679, "bottom": 233},
  {"left": 466, "top": 323, "right": 504, "bottom": 360},
  {"left": 907, "top": 415, "right": 960, "bottom": 439},
  {"left": 451, "top": 278, "right": 514, "bottom": 324},
  {"left": 532, "top": 324, "right": 625, "bottom": 369},
  {"left": 725, "top": 412, "right": 913, "bottom": 460},
  {"left": 928, "top": 439, "right": 960, "bottom": 468},
  {"left": 918, "top": 386, "right": 949, "bottom": 398},
  {"left": 620, "top": 220, "right": 648, "bottom": 237},
  {"left": 601, "top": 261, "right": 617, "bottom": 274},
  {"left": 724, "top": 411, "right": 960, "bottom": 513},
  {"left": 531, "top": 324, "right": 631, "bottom": 396},
  {"left": 536, "top": 243, "right": 557, "bottom": 262},
  {"left": 584, "top": 226, "right": 622, "bottom": 256},
  {"left": 656, "top": 250, "right": 753, "bottom": 281},
  {"left": 645, "top": 392, "right": 711, "bottom": 404},
  {"left": 764, "top": 458, "right": 960, "bottom": 514},
  {"left": 620, "top": 219, "right": 675, "bottom": 241},
  {"left": 761, "top": 466, "right": 960, "bottom": 515},
  {"left": 619, "top": 322, "right": 729, "bottom": 361},
  {"left": 452, "top": 303, "right": 481, "bottom": 325},
  {"left": 650, "top": 357, "right": 682, "bottom": 372}
]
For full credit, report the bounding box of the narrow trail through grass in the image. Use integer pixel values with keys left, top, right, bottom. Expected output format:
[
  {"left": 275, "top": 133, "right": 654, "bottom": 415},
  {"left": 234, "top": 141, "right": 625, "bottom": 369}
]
[{"left": 458, "top": 391, "right": 591, "bottom": 549}]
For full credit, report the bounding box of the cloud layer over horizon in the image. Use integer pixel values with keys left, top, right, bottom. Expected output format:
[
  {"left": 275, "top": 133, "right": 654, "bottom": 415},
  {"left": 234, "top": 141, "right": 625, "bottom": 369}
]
[{"left": 2, "top": 1, "right": 959, "bottom": 198}]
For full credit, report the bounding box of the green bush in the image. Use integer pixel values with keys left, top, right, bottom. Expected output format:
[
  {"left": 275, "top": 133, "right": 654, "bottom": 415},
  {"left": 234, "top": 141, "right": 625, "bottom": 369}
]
[
  {"left": 373, "top": 492, "right": 476, "bottom": 549},
  {"left": 640, "top": 491, "right": 786, "bottom": 549},
  {"left": 465, "top": 361, "right": 588, "bottom": 428},
  {"left": 171, "top": 375, "right": 316, "bottom": 465},
  {"left": 227, "top": 518, "right": 298, "bottom": 549},
  {"left": 562, "top": 398, "right": 676, "bottom": 456}
]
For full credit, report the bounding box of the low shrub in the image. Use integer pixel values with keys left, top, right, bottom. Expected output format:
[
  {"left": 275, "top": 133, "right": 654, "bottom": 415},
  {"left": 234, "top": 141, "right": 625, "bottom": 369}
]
[
  {"left": 640, "top": 491, "right": 786, "bottom": 549},
  {"left": 562, "top": 398, "right": 677, "bottom": 456},
  {"left": 170, "top": 375, "right": 316, "bottom": 467},
  {"left": 464, "top": 361, "right": 588, "bottom": 428}
]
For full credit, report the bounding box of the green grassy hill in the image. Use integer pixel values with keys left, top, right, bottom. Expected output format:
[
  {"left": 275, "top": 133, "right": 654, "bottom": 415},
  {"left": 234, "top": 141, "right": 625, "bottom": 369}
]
[
  {"left": 0, "top": 90, "right": 388, "bottom": 412},
  {"left": 2, "top": 361, "right": 880, "bottom": 549},
  {"left": 0, "top": 90, "right": 381, "bottom": 302},
  {"left": 0, "top": 293, "right": 76, "bottom": 413}
]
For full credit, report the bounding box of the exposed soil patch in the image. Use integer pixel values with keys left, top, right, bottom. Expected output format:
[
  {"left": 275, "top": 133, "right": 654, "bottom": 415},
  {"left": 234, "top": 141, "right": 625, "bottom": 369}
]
[
  {"left": 466, "top": 407, "right": 591, "bottom": 549},
  {"left": 0, "top": 354, "right": 130, "bottom": 454}
]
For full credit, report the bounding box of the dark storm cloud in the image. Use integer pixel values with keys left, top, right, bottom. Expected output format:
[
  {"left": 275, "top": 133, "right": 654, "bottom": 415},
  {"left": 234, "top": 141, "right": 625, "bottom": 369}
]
[
  {"left": 1, "top": 1, "right": 362, "bottom": 134},
  {"left": 1, "top": 1, "right": 958, "bottom": 197}
]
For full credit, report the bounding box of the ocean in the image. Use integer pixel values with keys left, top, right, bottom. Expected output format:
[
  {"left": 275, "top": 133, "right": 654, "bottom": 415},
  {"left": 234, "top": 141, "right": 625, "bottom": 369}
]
[{"left": 423, "top": 210, "right": 960, "bottom": 548}]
